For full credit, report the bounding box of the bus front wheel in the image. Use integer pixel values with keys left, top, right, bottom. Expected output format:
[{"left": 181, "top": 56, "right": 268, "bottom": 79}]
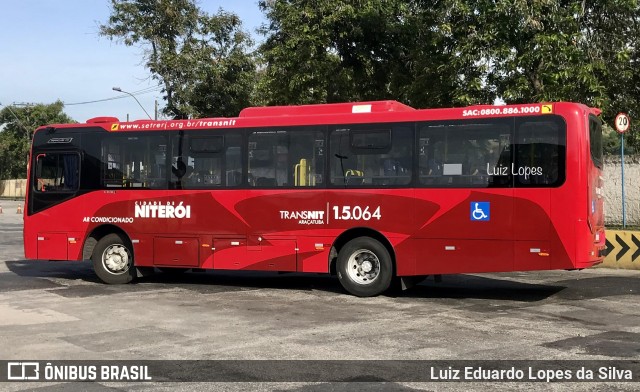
[
  {"left": 337, "top": 237, "right": 393, "bottom": 297},
  {"left": 92, "top": 233, "right": 135, "bottom": 284}
]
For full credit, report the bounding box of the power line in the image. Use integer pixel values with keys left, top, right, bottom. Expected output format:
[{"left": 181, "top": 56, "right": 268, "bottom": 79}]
[
  {"left": 64, "top": 95, "right": 130, "bottom": 106},
  {"left": 128, "top": 86, "right": 162, "bottom": 95},
  {"left": 64, "top": 86, "right": 162, "bottom": 106},
  {"left": 65, "top": 86, "right": 161, "bottom": 105}
]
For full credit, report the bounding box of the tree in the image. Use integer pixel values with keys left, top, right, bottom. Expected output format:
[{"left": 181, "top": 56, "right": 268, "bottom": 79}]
[
  {"left": 455, "top": 1, "right": 604, "bottom": 105},
  {"left": 257, "top": 0, "right": 640, "bottom": 136},
  {"left": 395, "top": 0, "right": 492, "bottom": 107},
  {"left": 255, "top": 1, "right": 516, "bottom": 108},
  {"left": 100, "top": 0, "right": 255, "bottom": 118},
  {"left": 581, "top": 0, "right": 640, "bottom": 153},
  {"left": 0, "top": 101, "right": 74, "bottom": 179},
  {"left": 441, "top": 0, "right": 640, "bottom": 152},
  {"left": 256, "top": 0, "right": 416, "bottom": 105}
]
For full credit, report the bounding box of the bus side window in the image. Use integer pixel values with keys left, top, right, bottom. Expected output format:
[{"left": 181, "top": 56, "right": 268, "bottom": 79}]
[
  {"left": 330, "top": 125, "right": 411, "bottom": 187},
  {"left": 420, "top": 121, "right": 512, "bottom": 188},
  {"left": 249, "top": 128, "right": 324, "bottom": 188},
  {"left": 345, "top": 169, "right": 365, "bottom": 185},
  {"left": 514, "top": 118, "right": 565, "bottom": 187},
  {"left": 256, "top": 177, "right": 277, "bottom": 187},
  {"left": 426, "top": 142, "right": 444, "bottom": 177},
  {"left": 226, "top": 171, "right": 241, "bottom": 186}
]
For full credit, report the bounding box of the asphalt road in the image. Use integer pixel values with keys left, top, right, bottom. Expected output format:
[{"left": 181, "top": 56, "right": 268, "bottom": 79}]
[{"left": 0, "top": 199, "right": 639, "bottom": 391}]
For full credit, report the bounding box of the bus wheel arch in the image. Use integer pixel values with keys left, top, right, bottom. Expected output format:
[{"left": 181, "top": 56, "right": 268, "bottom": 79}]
[
  {"left": 84, "top": 225, "right": 135, "bottom": 284},
  {"left": 329, "top": 228, "right": 396, "bottom": 297}
]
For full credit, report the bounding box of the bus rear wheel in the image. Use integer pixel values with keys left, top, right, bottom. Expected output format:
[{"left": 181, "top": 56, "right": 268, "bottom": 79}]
[
  {"left": 337, "top": 237, "right": 393, "bottom": 297},
  {"left": 92, "top": 233, "right": 135, "bottom": 284}
]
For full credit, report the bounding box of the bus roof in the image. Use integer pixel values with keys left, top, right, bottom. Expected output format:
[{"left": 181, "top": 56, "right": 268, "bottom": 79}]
[
  {"left": 238, "top": 100, "right": 415, "bottom": 117},
  {"left": 37, "top": 101, "right": 596, "bottom": 133}
]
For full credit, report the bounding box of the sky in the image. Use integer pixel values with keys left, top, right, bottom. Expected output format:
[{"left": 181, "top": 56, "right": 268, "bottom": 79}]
[{"left": 0, "top": 0, "right": 267, "bottom": 123}]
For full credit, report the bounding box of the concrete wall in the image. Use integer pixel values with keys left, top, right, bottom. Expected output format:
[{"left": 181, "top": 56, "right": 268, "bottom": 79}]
[
  {"left": 604, "top": 155, "right": 640, "bottom": 226},
  {"left": 0, "top": 179, "right": 26, "bottom": 199}
]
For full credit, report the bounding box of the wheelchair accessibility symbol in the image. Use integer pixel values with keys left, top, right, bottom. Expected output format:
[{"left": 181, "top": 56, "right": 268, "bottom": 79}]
[{"left": 470, "top": 202, "right": 490, "bottom": 221}]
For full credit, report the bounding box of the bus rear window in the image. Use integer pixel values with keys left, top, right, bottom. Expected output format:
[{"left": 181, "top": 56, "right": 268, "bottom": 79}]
[{"left": 589, "top": 115, "right": 603, "bottom": 168}]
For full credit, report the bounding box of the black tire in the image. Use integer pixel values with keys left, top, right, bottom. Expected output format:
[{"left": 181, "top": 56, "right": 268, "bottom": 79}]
[
  {"left": 336, "top": 237, "right": 393, "bottom": 297},
  {"left": 91, "top": 233, "right": 135, "bottom": 284}
]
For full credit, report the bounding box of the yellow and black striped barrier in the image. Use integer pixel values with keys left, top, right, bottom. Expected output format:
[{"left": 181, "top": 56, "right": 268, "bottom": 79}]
[{"left": 600, "top": 230, "right": 640, "bottom": 270}]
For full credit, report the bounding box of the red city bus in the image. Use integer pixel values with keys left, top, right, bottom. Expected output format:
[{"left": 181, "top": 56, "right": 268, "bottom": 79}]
[{"left": 23, "top": 101, "right": 605, "bottom": 296}]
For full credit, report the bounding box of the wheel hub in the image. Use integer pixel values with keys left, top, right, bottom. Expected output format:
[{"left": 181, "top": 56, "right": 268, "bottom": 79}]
[
  {"left": 347, "top": 249, "right": 380, "bottom": 285},
  {"left": 103, "top": 245, "right": 130, "bottom": 274}
]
